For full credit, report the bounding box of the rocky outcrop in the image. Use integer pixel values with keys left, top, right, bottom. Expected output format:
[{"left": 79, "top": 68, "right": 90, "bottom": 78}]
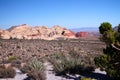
[
  {"left": 63, "top": 30, "right": 75, "bottom": 37},
  {"left": 76, "top": 32, "right": 88, "bottom": 37},
  {"left": 0, "top": 30, "right": 11, "bottom": 39},
  {"left": 0, "top": 30, "right": 2, "bottom": 36},
  {"left": 0, "top": 24, "right": 76, "bottom": 40}
]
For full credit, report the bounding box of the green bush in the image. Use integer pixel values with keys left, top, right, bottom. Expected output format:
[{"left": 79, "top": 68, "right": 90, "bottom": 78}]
[
  {"left": 0, "top": 65, "right": 16, "bottom": 78},
  {"left": 21, "top": 59, "right": 46, "bottom": 80},
  {"left": 49, "top": 53, "right": 67, "bottom": 74},
  {"left": 49, "top": 52, "right": 94, "bottom": 75}
]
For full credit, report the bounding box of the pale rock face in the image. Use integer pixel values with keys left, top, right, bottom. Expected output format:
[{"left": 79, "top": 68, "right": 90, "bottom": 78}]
[
  {"left": 0, "top": 24, "right": 76, "bottom": 40},
  {"left": 1, "top": 34, "right": 11, "bottom": 39},
  {"left": 0, "top": 30, "right": 11, "bottom": 39}
]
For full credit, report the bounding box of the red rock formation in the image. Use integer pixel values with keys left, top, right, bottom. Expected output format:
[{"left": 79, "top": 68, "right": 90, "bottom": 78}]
[
  {"left": 76, "top": 32, "right": 88, "bottom": 37},
  {"left": 63, "top": 30, "right": 75, "bottom": 37}
]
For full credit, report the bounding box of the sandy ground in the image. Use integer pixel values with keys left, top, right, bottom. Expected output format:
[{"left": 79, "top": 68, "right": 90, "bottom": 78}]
[
  {"left": 45, "top": 62, "right": 78, "bottom": 80},
  {"left": 0, "top": 62, "right": 110, "bottom": 80}
]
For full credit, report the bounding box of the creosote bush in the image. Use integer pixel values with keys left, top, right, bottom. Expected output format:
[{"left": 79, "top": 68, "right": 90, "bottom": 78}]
[
  {"left": 0, "top": 65, "right": 16, "bottom": 78},
  {"left": 21, "top": 59, "right": 46, "bottom": 80}
]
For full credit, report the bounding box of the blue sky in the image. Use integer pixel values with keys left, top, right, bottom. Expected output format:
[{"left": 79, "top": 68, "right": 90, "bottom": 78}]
[{"left": 0, "top": 0, "right": 120, "bottom": 29}]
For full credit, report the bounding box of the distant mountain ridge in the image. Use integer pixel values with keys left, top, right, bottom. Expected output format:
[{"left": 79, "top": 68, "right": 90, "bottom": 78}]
[{"left": 70, "top": 27, "right": 99, "bottom": 32}]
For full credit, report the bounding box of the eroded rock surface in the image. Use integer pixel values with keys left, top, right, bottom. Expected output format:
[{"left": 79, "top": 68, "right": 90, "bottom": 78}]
[{"left": 0, "top": 24, "right": 76, "bottom": 40}]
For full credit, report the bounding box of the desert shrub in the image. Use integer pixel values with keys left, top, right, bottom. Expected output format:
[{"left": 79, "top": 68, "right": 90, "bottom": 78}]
[
  {"left": 49, "top": 52, "right": 94, "bottom": 75},
  {"left": 8, "top": 56, "right": 17, "bottom": 61},
  {"left": 7, "top": 56, "right": 21, "bottom": 68},
  {"left": 11, "top": 60, "right": 21, "bottom": 68},
  {"left": 21, "top": 59, "right": 46, "bottom": 80},
  {"left": 80, "top": 77, "right": 93, "bottom": 80},
  {"left": 0, "top": 65, "right": 16, "bottom": 78},
  {"left": 48, "top": 53, "right": 67, "bottom": 74},
  {"left": 20, "top": 64, "right": 30, "bottom": 73},
  {"left": 68, "top": 49, "right": 81, "bottom": 59}
]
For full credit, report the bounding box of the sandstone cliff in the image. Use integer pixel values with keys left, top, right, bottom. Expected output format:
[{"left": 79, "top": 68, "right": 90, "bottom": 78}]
[{"left": 0, "top": 24, "right": 76, "bottom": 40}]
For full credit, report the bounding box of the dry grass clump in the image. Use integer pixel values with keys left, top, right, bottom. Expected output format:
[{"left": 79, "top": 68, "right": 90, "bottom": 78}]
[
  {"left": 6, "top": 56, "right": 21, "bottom": 68},
  {"left": 0, "top": 64, "right": 15, "bottom": 78},
  {"left": 81, "top": 77, "right": 94, "bottom": 80},
  {"left": 49, "top": 51, "right": 94, "bottom": 75},
  {"left": 21, "top": 59, "right": 46, "bottom": 80}
]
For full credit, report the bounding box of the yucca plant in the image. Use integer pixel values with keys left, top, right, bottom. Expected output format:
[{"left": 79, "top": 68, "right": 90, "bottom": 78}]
[
  {"left": 49, "top": 53, "right": 67, "bottom": 74},
  {"left": 49, "top": 52, "right": 84, "bottom": 75},
  {"left": 29, "top": 59, "right": 45, "bottom": 72},
  {"left": 21, "top": 59, "right": 46, "bottom": 80}
]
